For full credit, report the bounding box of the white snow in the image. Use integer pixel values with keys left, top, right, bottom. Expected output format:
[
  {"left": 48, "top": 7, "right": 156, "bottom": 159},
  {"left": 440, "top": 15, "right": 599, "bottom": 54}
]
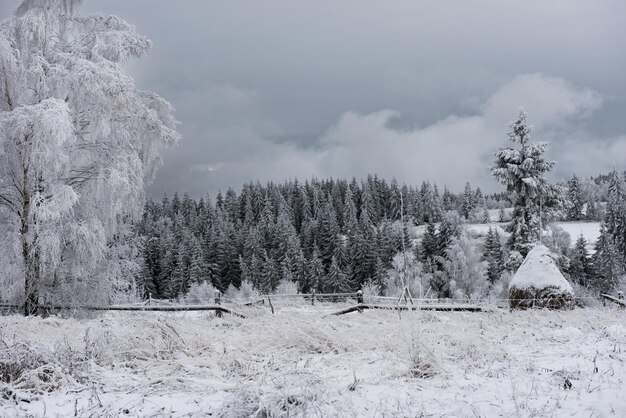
[
  {"left": 466, "top": 222, "right": 507, "bottom": 237},
  {"left": 1, "top": 304, "right": 625, "bottom": 417},
  {"left": 487, "top": 208, "right": 513, "bottom": 222},
  {"left": 509, "top": 245, "right": 574, "bottom": 293},
  {"left": 555, "top": 221, "right": 602, "bottom": 250},
  {"left": 465, "top": 221, "right": 601, "bottom": 250}
]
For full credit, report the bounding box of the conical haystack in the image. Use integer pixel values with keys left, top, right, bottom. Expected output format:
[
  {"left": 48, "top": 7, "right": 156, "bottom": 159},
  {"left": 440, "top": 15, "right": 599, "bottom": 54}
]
[{"left": 509, "top": 245, "right": 574, "bottom": 309}]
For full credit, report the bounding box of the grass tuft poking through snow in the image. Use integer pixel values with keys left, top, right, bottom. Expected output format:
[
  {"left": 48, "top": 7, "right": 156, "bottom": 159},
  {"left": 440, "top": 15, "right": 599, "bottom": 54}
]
[{"left": 0, "top": 304, "right": 624, "bottom": 416}]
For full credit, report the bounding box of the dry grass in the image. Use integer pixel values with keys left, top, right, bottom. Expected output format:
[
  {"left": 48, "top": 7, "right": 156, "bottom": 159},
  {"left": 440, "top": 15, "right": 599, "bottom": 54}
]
[{"left": 0, "top": 304, "right": 624, "bottom": 416}]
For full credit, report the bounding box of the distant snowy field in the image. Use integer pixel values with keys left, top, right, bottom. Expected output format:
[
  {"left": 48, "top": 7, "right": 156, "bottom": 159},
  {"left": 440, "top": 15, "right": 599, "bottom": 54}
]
[
  {"left": 465, "top": 221, "right": 601, "bottom": 252},
  {"left": 1, "top": 306, "right": 625, "bottom": 417},
  {"left": 554, "top": 221, "right": 602, "bottom": 246},
  {"left": 411, "top": 219, "right": 602, "bottom": 250}
]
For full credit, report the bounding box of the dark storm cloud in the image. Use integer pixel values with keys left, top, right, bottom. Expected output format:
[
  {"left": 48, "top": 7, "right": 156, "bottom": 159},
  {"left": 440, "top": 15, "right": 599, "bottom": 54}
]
[{"left": 3, "top": 0, "right": 626, "bottom": 196}]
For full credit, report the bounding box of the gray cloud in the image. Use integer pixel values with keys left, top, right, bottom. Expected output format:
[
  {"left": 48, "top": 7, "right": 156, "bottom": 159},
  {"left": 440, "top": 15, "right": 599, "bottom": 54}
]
[
  {"left": 149, "top": 73, "right": 624, "bottom": 196},
  {"left": 3, "top": 0, "right": 626, "bottom": 197}
]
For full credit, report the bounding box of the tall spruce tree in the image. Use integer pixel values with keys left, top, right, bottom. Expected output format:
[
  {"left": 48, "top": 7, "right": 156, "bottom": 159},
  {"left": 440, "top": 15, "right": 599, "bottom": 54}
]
[
  {"left": 482, "top": 226, "right": 504, "bottom": 285},
  {"left": 568, "top": 235, "right": 593, "bottom": 287},
  {"left": 592, "top": 224, "right": 623, "bottom": 292},
  {"left": 462, "top": 182, "right": 475, "bottom": 219},
  {"left": 491, "top": 110, "right": 557, "bottom": 263},
  {"left": 603, "top": 170, "right": 626, "bottom": 260},
  {"left": 566, "top": 173, "right": 585, "bottom": 221}
]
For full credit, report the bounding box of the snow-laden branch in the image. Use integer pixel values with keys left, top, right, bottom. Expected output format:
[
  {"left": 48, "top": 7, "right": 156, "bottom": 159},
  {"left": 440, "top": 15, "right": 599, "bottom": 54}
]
[{"left": 0, "top": 0, "right": 179, "bottom": 314}]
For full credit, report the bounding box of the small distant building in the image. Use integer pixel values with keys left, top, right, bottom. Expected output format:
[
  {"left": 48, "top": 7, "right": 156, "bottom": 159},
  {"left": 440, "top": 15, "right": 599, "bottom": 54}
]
[{"left": 509, "top": 245, "right": 575, "bottom": 309}]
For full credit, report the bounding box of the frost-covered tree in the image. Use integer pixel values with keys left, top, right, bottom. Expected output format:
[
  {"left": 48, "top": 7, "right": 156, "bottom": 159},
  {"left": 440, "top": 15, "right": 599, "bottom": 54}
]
[
  {"left": 602, "top": 170, "right": 626, "bottom": 260},
  {"left": 320, "top": 256, "right": 350, "bottom": 294},
  {"left": 592, "top": 224, "right": 623, "bottom": 292},
  {"left": 566, "top": 173, "right": 585, "bottom": 221},
  {"left": 490, "top": 110, "right": 557, "bottom": 264},
  {"left": 420, "top": 181, "right": 442, "bottom": 223},
  {"left": 482, "top": 226, "right": 504, "bottom": 285},
  {"left": 498, "top": 203, "right": 507, "bottom": 223},
  {"left": 418, "top": 222, "right": 438, "bottom": 263},
  {"left": 442, "top": 186, "right": 455, "bottom": 212},
  {"left": 442, "top": 231, "right": 488, "bottom": 301},
  {"left": 568, "top": 235, "right": 593, "bottom": 287},
  {"left": 461, "top": 182, "right": 475, "bottom": 219},
  {"left": 0, "top": 0, "right": 179, "bottom": 314},
  {"left": 384, "top": 250, "right": 426, "bottom": 299},
  {"left": 481, "top": 207, "right": 490, "bottom": 224},
  {"left": 308, "top": 248, "right": 325, "bottom": 293}
]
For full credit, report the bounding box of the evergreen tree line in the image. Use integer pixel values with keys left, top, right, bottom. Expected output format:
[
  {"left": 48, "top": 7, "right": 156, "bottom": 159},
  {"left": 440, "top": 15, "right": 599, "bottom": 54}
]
[
  {"left": 567, "top": 170, "right": 626, "bottom": 292},
  {"left": 136, "top": 170, "right": 625, "bottom": 301},
  {"left": 137, "top": 176, "right": 490, "bottom": 299},
  {"left": 563, "top": 172, "right": 613, "bottom": 222},
  {"left": 521, "top": 168, "right": 626, "bottom": 294}
]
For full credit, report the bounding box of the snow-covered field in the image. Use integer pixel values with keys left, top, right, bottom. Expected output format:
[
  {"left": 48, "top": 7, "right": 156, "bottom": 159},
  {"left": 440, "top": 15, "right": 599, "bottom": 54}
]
[
  {"left": 466, "top": 221, "right": 601, "bottom": 250},
  {"left": 556, "top": 222, "right": 602, "bottom": 248},
  {"left": 1, "top": 305, "right": 625, "bottom": 417}
]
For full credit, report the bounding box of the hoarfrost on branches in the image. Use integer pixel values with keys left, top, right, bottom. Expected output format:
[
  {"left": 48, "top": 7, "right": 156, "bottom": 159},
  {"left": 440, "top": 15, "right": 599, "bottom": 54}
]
[
  {"left": 0, "top": 0, "right": 180, "bottom": 314},
  {"left": 491, "top": 110, "right": 559, "bottom": 265}
]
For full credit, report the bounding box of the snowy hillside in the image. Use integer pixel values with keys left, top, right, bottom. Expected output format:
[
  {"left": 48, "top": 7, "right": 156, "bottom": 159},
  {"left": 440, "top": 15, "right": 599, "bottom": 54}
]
[
  {"left": 1, "top": 307, "right": 625, "bottom": 417},
  {"left": 465, "top": 221, "right": 601, "bottom": 250}
]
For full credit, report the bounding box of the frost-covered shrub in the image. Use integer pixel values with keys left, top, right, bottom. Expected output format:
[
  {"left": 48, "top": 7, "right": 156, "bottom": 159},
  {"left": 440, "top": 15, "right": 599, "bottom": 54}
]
[
  {"left": 407, "top": 338, "right": 438, "bottom": 378},
  {"left": 183, "top": 281, "right": 216, "bottom": 304},
  {"left": 570, "top": 283, "right": 602, "bottom": 308},
  {"left": 487, "top": 270, "right": 512, "bottom": 303},
  {"left": 442, "top": 231, "right": 489, "bottom": 302},
  {"left": 383, "top": 251, "right": 428, "bottom": 299},
  {"left": 274, "top": 280, "right": 298, "bottom": 295},
  {"left": 224, "top": 280, "right": 260, "bottom": 302},
  {"left": 361, "top": 280, "right": 381, "bottom": 298}
]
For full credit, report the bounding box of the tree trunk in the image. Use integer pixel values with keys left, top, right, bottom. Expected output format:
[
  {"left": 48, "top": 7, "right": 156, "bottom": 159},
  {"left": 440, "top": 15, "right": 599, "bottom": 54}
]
[
  {"left": 21, "top": 176, "right": 40, "bottom": 316},
  {"left": 23, "top": 242, "right": 40, "bottom": 316}
]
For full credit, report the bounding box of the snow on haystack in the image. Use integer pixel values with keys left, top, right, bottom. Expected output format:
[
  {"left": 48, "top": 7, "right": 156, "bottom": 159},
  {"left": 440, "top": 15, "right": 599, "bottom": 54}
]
[{"left": 509, "top": 244, "right": 575, "bottom": 309}]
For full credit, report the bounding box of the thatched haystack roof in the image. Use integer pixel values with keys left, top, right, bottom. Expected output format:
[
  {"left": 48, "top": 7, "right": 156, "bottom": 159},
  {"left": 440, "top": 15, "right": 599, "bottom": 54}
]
[{"left": 509, "top": 245, "right": 574, "bottom": 309}]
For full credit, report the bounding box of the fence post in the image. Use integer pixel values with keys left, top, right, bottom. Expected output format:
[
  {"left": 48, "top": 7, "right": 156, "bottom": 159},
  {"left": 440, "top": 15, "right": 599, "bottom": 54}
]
[
  {"left": 311, "top": 290, "right": 316, "bottom": 306},
  {"left": 214, "top": 289, "right": 222, "bottom": 318},
  {"left": 357, "top": 290, "right": 364, "bottom": 305},
  {"left": 148, "top": 292, "right": 152, "bottom": 306}
]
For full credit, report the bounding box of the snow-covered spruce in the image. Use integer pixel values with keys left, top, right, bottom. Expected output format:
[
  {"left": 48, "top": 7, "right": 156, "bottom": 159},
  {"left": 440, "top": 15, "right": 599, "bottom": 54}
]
[
  {"left": 490, "top": 110, "right": 560, "bottom": 266},
  {"left": 508, "top": 245, "right": 574, "bottom": 309}
]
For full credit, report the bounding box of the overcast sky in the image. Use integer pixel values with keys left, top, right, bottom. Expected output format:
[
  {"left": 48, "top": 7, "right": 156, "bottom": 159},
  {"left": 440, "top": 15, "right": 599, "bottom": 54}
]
[{"left": 3, "top": 1, "right": 626, "bottom": 197}]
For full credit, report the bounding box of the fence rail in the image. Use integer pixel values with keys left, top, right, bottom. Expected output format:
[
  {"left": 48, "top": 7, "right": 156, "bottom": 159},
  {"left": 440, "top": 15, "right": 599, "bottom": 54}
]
[
  {"left": 1, "top": 292, "right": 623, "bottom": 318},
  {"left": 0, "top": 303, "right": 246, "bottom": 318}
]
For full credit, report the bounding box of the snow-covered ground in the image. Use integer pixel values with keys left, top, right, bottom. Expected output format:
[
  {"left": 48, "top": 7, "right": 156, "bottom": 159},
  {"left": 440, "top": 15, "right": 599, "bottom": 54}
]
[
  {"left": 465, "top": 222, "right": 507, "bottom": 237},
  {"left": 465, "top": 221, "right": 601, "bottom": 250},
  {"left": 1, "top": 305, "right": 625, "bottom": 417},
  {"left": 556, "top": 221, "right": 602, "bottom": 248}
]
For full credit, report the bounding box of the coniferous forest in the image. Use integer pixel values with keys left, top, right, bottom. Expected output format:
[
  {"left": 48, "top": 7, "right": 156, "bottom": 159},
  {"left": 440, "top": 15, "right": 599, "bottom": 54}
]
[{"left": 137, "top": 171, "right": 623, "bottom": 301}]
